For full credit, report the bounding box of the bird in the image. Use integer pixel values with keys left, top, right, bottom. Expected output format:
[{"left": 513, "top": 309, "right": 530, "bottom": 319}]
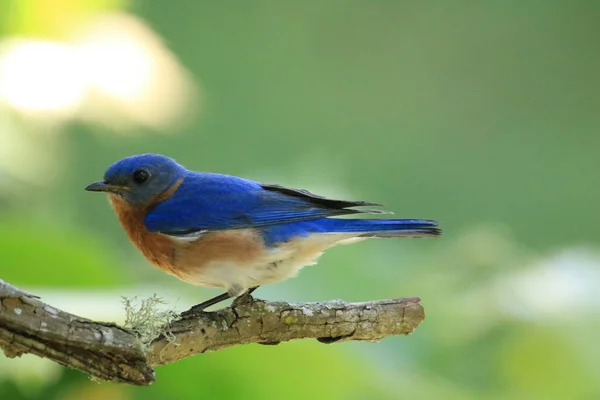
[{"left": 85, "top": 153, "right": 442, "bottom": 311}]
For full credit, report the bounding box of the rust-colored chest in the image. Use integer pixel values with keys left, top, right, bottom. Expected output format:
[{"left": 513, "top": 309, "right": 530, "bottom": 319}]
[
  {"left": 105, "top": 188, "right": 268, "bottom": 288},
  {"left": 108, "top": 195, "right": 178, "bottom": 274}
]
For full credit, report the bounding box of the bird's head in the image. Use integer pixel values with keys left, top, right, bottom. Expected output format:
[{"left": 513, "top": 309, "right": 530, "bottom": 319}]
[{"left": 85, "top": 154, "right": 186, "bottom": 204}]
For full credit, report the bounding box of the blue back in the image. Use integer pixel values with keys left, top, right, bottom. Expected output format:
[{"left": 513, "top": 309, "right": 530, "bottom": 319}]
[
  {"left": 144, "top": 171, "right": 375, "bottom": 234},
  {"left": 144, "top": 170, "right": 440, "bottom": 246}
]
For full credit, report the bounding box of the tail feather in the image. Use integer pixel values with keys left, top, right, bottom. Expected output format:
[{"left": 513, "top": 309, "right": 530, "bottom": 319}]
[
  {"left": 358, "top": 228, "right": 442, "bottom": 238},
  {"left": 323, "top": 218, "right": 442, "bottom": 238}
]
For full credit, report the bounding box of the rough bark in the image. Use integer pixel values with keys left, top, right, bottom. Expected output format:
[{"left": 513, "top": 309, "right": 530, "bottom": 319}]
[{"left": 0, "top": 279, "right": 425, "bottom": 386}]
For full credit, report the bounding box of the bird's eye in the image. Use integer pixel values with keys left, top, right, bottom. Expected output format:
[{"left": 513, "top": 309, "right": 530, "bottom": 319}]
[{"left": 133, "top": 169, "right": 150, "bottom": 184}]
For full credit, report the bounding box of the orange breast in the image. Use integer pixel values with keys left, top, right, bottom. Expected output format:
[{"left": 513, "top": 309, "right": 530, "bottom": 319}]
[
  {"left": 108, "top": 195, "right": 179, "bottom": 276},
  {"left": 107, "top": 193, "right": 266, "bottom": 284}
]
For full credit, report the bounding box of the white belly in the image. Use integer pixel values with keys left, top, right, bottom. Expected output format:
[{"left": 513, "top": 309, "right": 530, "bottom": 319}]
[{"left": 187, "top": 233, "right": 363, "bottom": 296}]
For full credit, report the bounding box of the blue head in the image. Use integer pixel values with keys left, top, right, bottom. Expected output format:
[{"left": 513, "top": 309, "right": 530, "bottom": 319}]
[{"left": 85, "top": 154, "right": 186, "bottom": 204}]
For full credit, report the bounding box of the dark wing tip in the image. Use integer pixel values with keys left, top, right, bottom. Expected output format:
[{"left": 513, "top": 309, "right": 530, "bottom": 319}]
[
  {"left": 261, "top": 183, "right": 384, "bottom": 209},
  {"left": 261, "top": 184, "right": 326, "bottom": 199},
  {"left": 349, "top": 200, "right": 385, "bottom": 207}
]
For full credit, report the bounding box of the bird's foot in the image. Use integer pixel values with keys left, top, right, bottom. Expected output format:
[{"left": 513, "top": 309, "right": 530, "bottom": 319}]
[
  {"left": 231, "top": 292, "right": 255, "bottom": 308},
  {"left": 231, "top": 286, "right": 260, "bottom": 308},
  {"left": 181, "top": 286, "right": 261, "bottom": 317}
]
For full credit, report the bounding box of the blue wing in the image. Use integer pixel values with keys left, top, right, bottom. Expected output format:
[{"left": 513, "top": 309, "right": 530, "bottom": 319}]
[{"left": 144, "top": 171, "right": 390, "bottom": 235}]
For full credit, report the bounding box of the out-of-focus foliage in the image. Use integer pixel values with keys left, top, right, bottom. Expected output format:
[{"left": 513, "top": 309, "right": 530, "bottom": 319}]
[
  {"left": 1, "top": 1, "right": 599, "bottom": 400},
  {"left": 0, "top": 214, "right": 128, "bottom": 287},
  {"left": 0, "top": 0, "right": 128, "bottom": 38}
]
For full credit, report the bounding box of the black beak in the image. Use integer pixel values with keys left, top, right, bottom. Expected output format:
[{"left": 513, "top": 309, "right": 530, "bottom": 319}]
[{"left": 85, "top": 181, "right": 124, "bottom": 193}]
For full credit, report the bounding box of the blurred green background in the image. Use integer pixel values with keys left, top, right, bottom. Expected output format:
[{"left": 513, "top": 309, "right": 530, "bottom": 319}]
[{"left": 1, "top": 1, "right": 599, "bottom": 399}]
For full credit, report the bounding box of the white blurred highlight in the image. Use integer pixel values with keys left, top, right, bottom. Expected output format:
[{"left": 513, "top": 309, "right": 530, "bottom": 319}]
[
  {"left": 79, "top": 25, "right": 153, "bottom": 101},
  {"left": 0, "top": 12, "right": 199, "bottom": 131},
  {"left": 496, "top": 248, "right": 600, "bottom": 321},
  {"left": 0, "top": 41, "right": 85, "bottom": 114}
]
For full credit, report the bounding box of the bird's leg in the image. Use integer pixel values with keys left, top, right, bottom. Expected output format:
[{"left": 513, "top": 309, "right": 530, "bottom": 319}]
[{"left": 184, "top": 292, "right": 233, "bottom": 314}]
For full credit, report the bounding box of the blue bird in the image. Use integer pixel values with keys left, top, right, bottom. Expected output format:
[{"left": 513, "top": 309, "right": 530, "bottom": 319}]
[{"left": 85, "top": 154, "right": 441, "bottom": 310}]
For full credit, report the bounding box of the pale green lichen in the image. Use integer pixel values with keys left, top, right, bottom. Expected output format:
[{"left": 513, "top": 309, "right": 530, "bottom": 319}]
[{"left": 121, "top": 294, "right": 178, "bottom": 348}]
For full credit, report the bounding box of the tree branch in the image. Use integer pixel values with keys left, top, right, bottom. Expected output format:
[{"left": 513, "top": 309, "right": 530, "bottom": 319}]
[
  {"left": 0, "top": 279, "right": 154, "bottom": 384},
  {"left": 0, "top": 279, "right": 425, "bottom": 386}
]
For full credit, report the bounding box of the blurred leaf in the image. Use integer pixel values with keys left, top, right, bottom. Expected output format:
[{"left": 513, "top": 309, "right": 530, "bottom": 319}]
[
  {"left": 499, "top": 326, "right": 597, "bottom": 399},
  {"left": 131, "top": 342, "right": 391, "bottom": 400},
  {"left": 0, "top": 214, "right": 131, "bottom": 287},
  {"left": 0, "top": 0, "right": 129, "bottom": 37}
]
